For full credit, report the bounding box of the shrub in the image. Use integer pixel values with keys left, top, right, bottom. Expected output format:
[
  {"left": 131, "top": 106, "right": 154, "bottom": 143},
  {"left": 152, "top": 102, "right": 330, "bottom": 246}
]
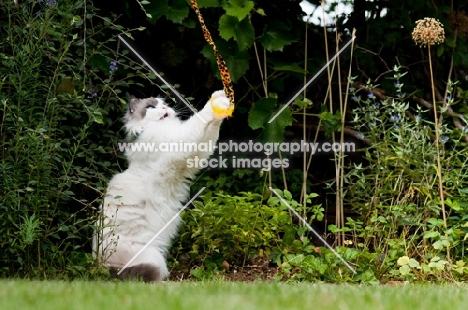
[
  {"left": 172, "top": 190, "right": 331, "bottom": 279},
  {"left": 0, "top": 0, "right": 153, "bottom": 278},
  {"left": 341, "top": 68, "right": 468, "bottom": 280}
]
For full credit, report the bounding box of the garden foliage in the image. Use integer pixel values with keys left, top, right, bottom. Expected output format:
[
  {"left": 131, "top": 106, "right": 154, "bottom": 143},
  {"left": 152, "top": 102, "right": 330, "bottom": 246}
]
[
  {"left": 2, "top": 0, "right": 468, "bottom": 283},
  {"left": 0, "top": 0, "right": 153, "bottom": 277}
]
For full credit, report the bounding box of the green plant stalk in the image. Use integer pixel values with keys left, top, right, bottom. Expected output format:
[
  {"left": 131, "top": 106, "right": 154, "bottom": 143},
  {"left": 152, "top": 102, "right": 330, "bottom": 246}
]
[
  {"left": 427, "top": 46, "right": 449, "bottom": 261},
  {"left": 320, "top": 2, "right": 341, "bottom": 245},
  {"left": 252, "top": 42, "right": 267, "bottom": 97},
  {"left": 254, "top": 45, "right": 273, "bottom": 190},
  {"left": 302, "top": 118, "right": 322, "bottom": 214},
  {"left": 335, "top": 30, "right": 345, "bottom": 247},
  {"left": 302, "top": 18, "right": 308, "bottom": 209},
  {"left": 277, "top": 150, "right": 288, "bottom": 190},
  {"left": 338, "top": 29, "right": 356, "bottom": 246}
]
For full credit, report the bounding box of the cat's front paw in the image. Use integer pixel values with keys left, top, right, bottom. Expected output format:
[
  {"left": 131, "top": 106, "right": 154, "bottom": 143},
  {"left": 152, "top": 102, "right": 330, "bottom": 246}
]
[{"left": 210, "top": 90, "right": 234, "bottom": 119}]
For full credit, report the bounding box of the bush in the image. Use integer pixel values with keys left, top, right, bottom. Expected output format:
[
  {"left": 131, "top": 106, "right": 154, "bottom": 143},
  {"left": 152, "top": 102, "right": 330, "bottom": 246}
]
[
  {"left": 0, "top": 0, "right": 153, "bottom": 278},
  {"left": 341, "top": 68, "right": 468, "bottom": 281},
  {"left": 171, "top": 190, "right": 333, "bottom": 280}
]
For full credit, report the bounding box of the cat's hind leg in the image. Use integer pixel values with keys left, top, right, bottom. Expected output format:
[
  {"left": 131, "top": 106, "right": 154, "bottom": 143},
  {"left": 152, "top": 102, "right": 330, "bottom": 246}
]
[
  {"left": 128, "top": 243, "right": 169, "bottom": 280},
  {"left": 106, "top": 241, "right": 169, "bottom": 282},
  {"left": 110, "top": 264, "right": 161, "bottom": 282}
]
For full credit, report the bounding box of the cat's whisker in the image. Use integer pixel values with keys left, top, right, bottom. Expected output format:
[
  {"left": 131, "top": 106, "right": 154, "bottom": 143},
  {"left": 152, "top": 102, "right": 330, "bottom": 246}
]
[{"left": 172, "top": 102, "right": 196, "bottom": 116}]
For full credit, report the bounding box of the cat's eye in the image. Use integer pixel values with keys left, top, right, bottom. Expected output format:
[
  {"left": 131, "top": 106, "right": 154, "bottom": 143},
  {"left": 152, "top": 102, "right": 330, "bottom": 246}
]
[{"left": 146, "top": 105, "right": 155, "bottom": 110}]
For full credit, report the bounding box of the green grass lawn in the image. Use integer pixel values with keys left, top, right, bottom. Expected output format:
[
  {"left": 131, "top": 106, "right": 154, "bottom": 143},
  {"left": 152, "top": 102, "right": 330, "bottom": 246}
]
[{"left": 1, "top": 280, "right": 468, "bottom": 310}]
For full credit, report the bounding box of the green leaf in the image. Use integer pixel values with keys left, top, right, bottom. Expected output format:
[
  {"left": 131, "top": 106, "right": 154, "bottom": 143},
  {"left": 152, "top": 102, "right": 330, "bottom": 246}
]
[
  {"left": 248, "top": 97, "right": 294, "bottom": 141},
  {"left": 248, "top": 97, "right": 277, "bottom": 130},
  {"left": 219, "top": 14, "right": 254, "bottom": 51},
  {"left": 267, "top": 197, "right": 280, "bottom": 206},
  {"left": 446, "top": 37, "right": 456, "bottom": 48},
  {"left": 89, "top": 54, "right": 110, "bottom": 72},
  {"left": 458, "top": 187, "right": 468, "bottom": 195},
  {"left": 283, "top": 190, "right": 292, "bottom": 201},
  {"left": 399, "top": 265, "right": 410, "bottom": 275},
  {"left": 261, "top": 105, "right": 293, "bottom": 142},
  {"left": 182, "top": 18, "right": 197, "bottom": 28},
  {"left": 272, "top": 62, "right": 307, "bottom": 74},
  {"left": 259, "top": 22, "right": 295, "bottom": 52},
  {"left": 436, "top": 5, "right": 452, "bottom": 14},
  {"left": 423, "top": 231, "right": 440, "bottom": 239},
  {"left": 294, "top": 97, "right": 312, "bottom": 109},
  {"left": 437, "top": 44, "right": 444, "bottom": 57},
  {"left": 285, "top": 254, "right": 304, "bottom": 267},
  {"left": 282, "top": 227, "right": 296, "bottom": 246},
  {"left": 225, "top": 0, "right": 255, "bottom": 20},
  {"left": 190, "top": 267, "right": 205, "bottom": 280},
  {"left": 146, "top": 0, "right": 188, "bottom": 24},
  {"left": 318, "top": 106, "right": 342, "bottom": 138},
  {"left": 445, "top": 198, "right": 461, "bottom": 211},
  {"left": 197, "top": 0, "right": 220, "bottom": 7},
  {"left": 91, "top": 111, "right": 103, "bottom": 124},
  {"left": 408, "top": 259, "right": 420, "bottom": 268},
  {"left": 200, "top": 40, "right": 250, "bottom": 83},
  {"left": 397, "top": 256, "right": 410, "bottom": 266},
  {"left": 432, "top": 240, "right": 443, "bottom": 250},
  {"left": 256, "top": 8, "right": 266, "bottom": 16}
]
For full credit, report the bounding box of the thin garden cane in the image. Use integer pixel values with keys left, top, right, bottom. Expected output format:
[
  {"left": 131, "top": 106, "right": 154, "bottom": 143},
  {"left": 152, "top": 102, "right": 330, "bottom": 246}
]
[{"left": 320, "top": 2, "right": 342, "bottom": 246}]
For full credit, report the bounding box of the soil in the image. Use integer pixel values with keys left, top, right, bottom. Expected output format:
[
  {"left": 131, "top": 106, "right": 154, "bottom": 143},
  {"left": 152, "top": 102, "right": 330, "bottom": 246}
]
[{"left": 169, "top": 256, "right": 280, "bottom": 282}]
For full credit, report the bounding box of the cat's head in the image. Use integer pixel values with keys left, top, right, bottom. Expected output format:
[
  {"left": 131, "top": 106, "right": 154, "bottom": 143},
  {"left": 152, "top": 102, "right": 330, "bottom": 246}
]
[{"left": 125, "top": 96, "right": 177, "bottom": 123}]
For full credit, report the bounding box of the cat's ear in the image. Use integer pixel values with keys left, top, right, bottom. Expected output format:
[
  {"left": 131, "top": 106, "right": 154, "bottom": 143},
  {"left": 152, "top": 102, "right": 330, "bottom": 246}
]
[{"left": 128, "top": 96, "right": 139, "bottom": 114}]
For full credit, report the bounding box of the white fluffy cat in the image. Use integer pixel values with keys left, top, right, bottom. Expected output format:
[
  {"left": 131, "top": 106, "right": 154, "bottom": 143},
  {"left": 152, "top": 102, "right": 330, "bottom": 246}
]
[{"left": 93, "top": 90, "right": 231, "bottom": 281}]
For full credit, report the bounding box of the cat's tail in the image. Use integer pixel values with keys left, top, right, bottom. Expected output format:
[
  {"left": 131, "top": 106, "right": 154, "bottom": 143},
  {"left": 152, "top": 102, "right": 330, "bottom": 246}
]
[{"left": 109, "top": 264, "right": 162, "bottom": 282}]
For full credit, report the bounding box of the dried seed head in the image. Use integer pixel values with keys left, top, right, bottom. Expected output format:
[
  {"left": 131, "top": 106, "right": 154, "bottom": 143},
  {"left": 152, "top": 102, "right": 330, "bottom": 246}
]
[{"left": 412, "top": 17, "right": 445, "bottom": 46}]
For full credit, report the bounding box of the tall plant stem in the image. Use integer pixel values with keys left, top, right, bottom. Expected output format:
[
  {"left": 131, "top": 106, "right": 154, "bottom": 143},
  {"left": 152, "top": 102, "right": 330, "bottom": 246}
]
[
  {"left": 338, "top": 28, "right": 356, "bottom": 246},
  {"left": 302, "top": 18, "right": 308, "bottom": 213},
  {"left": 253, "top": 42, "right": 268, "bottom": 97},
  {"left": 334, "top": 30, "right": 344, "bottom": 247},
  {"left": 427, "top": 46, "right": 449, "bottom": 260},
  {"left": 320, "top": 2, "right": 342, "bottom": 246}
]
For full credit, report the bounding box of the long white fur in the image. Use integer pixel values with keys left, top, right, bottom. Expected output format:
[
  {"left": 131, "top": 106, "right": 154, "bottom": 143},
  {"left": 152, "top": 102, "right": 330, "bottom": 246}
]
[{"left": 93, "top": 90, "right": 231, "bottom": 280}]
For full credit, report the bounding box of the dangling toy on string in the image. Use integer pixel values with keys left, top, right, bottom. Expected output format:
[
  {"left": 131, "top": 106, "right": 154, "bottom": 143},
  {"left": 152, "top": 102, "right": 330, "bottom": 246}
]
[{"left": 190, "top": 0, "right": 235, "bottom": 117}]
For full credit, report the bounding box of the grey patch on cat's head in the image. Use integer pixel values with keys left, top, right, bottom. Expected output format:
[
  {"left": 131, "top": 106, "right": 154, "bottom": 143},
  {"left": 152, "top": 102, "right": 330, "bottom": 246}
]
[{"left": 125, "top": 96, "right": 166, "bottom": 122}]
